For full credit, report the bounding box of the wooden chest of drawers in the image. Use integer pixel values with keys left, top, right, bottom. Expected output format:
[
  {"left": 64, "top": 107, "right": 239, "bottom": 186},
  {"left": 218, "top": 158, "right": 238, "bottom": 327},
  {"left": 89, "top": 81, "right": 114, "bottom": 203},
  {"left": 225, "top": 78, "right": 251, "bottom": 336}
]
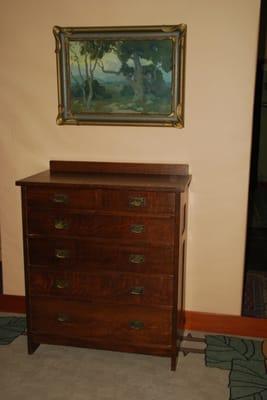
[{"left": 16, "top": 161, "right": 191, "bottom": 370}]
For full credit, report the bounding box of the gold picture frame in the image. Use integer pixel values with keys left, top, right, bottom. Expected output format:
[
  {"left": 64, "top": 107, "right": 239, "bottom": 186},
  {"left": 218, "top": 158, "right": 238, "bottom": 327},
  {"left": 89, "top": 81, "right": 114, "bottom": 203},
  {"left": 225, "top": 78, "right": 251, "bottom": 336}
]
[{"left": 53, "top": 24, "right": 186, "bottom": 128}]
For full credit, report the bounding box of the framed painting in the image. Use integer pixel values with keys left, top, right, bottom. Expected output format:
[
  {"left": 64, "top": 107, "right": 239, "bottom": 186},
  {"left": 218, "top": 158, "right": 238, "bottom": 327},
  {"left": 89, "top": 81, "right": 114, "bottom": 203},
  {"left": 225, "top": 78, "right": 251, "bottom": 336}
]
[{"left": 53, "top": 25, "right": 186, "bottom": 127}]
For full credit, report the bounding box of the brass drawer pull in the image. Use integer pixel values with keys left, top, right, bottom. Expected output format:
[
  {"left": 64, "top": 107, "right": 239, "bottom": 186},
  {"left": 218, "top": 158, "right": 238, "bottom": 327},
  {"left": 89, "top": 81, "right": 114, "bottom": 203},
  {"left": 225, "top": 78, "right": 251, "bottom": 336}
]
[
  {"left": 55, "top": 249, "right": 70, "bottom": 259},
  {"left": 54, "top": 219, "right": 69, "bottom": 230},
  {"left": 57, "top": 313, "right": 70, "bottom": 323},
  {"left": 129, "top": 286, "right": 144, "bottom": 295},
  {"left": 129, "top": 320, "right": 144, "bottom": 330},
  {"left": 54, "top": 279, "right": 69, "bottom": 289},
  {"left": 129, "top": 254, "right": 145, "bottom": 264},
  {"left": 53, "top": 193, "right": 68, "bottom": 204},
  {"left": 129, "top": 197, "right": 146, "bottom": 208},
  {"left": 130, "top": 224, "right": 144, "bottom": 234}
]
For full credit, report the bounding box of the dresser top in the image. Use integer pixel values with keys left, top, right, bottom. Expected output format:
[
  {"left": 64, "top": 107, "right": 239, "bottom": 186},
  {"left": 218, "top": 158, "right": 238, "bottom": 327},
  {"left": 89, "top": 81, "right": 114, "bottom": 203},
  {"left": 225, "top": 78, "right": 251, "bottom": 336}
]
[{"left": 16, "top": 161, "right": 191, "bottom": 192}]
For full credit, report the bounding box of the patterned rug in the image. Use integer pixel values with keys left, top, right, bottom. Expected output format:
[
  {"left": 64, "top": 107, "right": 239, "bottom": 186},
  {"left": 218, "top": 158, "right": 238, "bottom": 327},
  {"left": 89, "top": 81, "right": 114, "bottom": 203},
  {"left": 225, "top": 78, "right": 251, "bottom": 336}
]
[
  {"left": 181, "top": 333, "right": 267, "bottom": 400},
  {"left": 182, "top": 332, "right": 267, "bottom": 400},
  {"left": 0, "top": 316, "right": 26, "bottom": 344},
  {"left": 205, "top": 335, "right": 267, "bottom": 400},
  {"left": 1, "top": 317, "right": 267, "bottom": 399}
]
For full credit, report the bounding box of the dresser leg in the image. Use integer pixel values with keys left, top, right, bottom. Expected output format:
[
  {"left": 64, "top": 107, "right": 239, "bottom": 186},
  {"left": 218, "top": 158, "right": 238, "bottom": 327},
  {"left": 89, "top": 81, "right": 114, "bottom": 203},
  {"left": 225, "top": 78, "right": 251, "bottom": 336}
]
[
  {"left": 171, "top": 354, "right": 177, "bottom": 371},
  {"left": 27, "top": 337, "right": 40, "bottom": 354}
]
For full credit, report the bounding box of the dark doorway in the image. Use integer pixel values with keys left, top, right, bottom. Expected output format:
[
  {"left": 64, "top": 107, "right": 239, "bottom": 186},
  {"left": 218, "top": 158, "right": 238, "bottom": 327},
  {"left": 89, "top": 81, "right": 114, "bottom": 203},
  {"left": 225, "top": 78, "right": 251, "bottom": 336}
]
[
  {"left": 242, "top": 0, "right": 267, "bottom": 318},
  {"left": 0, "top": 232, "right": 2, "bottom": 294},
  {"left": 0, "top": 230, "right": 2, "bottom": 294}
]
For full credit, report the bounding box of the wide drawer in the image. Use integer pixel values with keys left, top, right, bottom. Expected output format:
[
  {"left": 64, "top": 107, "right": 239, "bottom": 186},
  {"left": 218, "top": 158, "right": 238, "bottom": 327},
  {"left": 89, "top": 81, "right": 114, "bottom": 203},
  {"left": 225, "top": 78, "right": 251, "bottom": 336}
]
[
  {"left": 101, "top": 190, "right": 175, "bottom": 215},
  {"left": 29, "top": 270, "right": 173, "bottom": 306},
  {"left": 30, "top": 297, "right": 172, "bottom": 346},
  {"left": 27, "top": 210, "right": 174, "bottom": 245},
  {"left": 27, "top": 187, "right": 99, "bottom": 210},
  {"left": 28, "top": 238, "right": 174, "bottom": 274}
]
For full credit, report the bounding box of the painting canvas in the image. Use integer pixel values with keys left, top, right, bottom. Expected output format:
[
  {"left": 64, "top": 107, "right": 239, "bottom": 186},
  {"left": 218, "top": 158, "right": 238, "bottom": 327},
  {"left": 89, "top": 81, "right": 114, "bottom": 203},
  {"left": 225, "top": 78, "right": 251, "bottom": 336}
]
[{"left": 54, "top": 25, "right": 186, "bottom": 127}]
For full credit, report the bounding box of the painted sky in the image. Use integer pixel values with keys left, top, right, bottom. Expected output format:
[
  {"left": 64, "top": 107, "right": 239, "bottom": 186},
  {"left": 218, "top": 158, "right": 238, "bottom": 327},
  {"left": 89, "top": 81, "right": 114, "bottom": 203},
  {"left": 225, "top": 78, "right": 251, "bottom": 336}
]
[{"left": 69, "top": 41, "right": 172, "bottom": 84}]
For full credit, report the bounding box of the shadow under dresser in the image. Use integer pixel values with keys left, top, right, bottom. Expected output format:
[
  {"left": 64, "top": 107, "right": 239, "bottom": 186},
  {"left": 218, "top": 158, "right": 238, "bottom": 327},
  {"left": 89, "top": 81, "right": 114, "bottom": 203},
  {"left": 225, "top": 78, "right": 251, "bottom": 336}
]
[{"left": 16, "top": 160, "right": 191, "bottom": 370}]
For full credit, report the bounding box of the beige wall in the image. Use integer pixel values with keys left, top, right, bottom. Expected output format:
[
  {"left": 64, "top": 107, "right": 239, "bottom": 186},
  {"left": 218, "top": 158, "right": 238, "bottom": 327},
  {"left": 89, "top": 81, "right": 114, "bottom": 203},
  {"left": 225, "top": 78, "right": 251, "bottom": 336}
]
[{"left": 0, "top": 0, "right": 260, "bottom": 315}]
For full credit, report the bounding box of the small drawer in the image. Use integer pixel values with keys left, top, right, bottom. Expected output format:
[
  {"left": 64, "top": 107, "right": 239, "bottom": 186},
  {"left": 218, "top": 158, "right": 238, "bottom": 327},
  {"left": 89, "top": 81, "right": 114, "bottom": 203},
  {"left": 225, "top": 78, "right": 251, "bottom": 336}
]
[
  {"left": 28, "top": 238, "right": 174, "bottom": 274},
  {"left": 27, "top": 211, "right": 175, "bottom": 245},
  {"left": 29, "top": 270, "right": 173, "bottom": 306},
  {"left": 31, "top": 297, "right": 172, "bottom": 346},
  {"left": 27, "top": 187, "right": 99, "bottom": 210},
  {"left": 102, "top": 190, "right": 175, "bottom": 215}
]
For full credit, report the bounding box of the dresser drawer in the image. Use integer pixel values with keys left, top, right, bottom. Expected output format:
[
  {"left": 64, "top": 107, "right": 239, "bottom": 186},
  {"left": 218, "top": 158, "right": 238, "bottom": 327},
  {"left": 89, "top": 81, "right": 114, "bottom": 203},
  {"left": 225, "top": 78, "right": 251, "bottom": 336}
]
[
  {"left": 27, "top": 187, "right": 99, "bottom": 210},
  {"left": 31, "top": 297, "right": 172, "bottom": 346},
  {"left": 27, "top": 210, "right": 175, "bottom": 245},
  {"left": 101, "top": 190, "right": 175, "bottom": 215},
  {"left": 29, "top": 270, "right": 173, "bottom": 306},
  {"left": 28, "top": 238, "right": 174, "bottom": 274}
]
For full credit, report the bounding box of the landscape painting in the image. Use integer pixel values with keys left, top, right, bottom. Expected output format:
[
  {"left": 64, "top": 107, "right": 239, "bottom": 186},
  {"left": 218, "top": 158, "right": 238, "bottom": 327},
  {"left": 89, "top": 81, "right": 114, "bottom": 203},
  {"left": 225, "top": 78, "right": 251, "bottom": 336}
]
[
  {"left": 54, "top": 25, "right": 186, "bottom": 127},
  {"left": 68, "top": 39, "right": 173, "bottom": 115}
]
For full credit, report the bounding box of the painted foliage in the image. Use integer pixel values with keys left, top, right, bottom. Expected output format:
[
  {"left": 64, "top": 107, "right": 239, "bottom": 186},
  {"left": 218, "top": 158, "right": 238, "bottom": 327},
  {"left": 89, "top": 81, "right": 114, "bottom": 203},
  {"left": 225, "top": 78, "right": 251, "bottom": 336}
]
[{"left": 68, "top": 39, "right": 173, "bottom": 114}]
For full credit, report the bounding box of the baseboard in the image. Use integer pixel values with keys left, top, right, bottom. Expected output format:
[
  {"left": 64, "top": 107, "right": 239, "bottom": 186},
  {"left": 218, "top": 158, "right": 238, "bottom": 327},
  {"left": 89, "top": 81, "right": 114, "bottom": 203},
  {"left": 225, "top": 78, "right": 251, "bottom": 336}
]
[
  {"left": 0, "top": 295, "right": 26, "bottom": 313},
  {"left": 0, "top": 295, "right": 266, "bottom": 338},
  {"left": 184, "top": 310, "right": 267, "bottom": 338}
]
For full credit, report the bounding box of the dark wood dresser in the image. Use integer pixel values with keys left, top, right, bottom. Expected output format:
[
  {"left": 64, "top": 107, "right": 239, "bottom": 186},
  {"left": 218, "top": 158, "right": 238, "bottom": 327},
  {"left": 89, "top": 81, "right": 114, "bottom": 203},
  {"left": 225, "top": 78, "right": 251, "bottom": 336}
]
[{"left": 16, "top": 161, "right": 191, "bottom": 370}]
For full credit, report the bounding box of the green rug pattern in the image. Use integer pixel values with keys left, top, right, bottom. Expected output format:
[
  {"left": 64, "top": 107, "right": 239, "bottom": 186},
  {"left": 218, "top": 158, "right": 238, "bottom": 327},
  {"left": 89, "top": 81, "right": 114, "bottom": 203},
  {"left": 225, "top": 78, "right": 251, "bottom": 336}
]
[
  {"left": 205, "top": 335, "right": 267, "bottom": 400},
  {"left": 0, "top": 316, "right": 26, "bottom": 345},
  {"left": 0, "top": 317, "right": 266, "bottom": 399}
]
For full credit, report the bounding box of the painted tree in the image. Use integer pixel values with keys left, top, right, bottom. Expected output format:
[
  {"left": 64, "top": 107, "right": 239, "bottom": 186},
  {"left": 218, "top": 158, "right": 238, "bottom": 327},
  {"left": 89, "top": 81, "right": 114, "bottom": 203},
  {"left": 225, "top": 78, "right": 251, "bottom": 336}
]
[
  {"left": 70, "top": 40, "right": 112, "bottom": 110},
  {"left": 98, "top": 39, "right": 173, "bottom": 105}
]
